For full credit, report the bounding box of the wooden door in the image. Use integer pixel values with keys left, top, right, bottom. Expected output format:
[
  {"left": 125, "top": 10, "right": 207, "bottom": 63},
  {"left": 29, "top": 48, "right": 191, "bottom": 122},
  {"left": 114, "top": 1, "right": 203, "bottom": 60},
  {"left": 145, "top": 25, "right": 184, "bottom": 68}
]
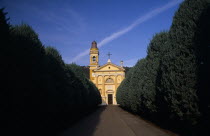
[{"left": 108, "top": 94, "right": 113, "bottom": 104}]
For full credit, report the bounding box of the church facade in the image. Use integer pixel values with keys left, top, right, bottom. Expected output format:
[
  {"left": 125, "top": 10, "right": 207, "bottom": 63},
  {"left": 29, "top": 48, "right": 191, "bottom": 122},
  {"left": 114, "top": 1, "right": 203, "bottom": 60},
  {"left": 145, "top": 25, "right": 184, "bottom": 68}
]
[{"left": 89, "top": 41, "right": 125, "bottom": 105}]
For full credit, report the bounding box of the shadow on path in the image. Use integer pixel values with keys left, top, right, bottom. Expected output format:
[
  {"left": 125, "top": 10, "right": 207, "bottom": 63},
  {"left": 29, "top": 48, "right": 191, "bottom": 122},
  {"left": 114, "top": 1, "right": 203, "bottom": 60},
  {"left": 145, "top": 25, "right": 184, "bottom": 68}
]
[
  {"left": 59, "top": 106, "right": 176, "bottom": 136},
  {"left": 59, "top": 106, "right": 107, "bottom": 136}
]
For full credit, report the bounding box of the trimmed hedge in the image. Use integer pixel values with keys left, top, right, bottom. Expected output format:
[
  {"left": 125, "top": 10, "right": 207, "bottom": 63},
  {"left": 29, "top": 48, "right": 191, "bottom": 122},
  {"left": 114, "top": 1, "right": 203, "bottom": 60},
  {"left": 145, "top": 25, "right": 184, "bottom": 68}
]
[
  {"left": 117, "top": 0, "right": 210, "bottom": 135},
  {"left": 0, "top": 9, "right": 101, "bottom": 136}
]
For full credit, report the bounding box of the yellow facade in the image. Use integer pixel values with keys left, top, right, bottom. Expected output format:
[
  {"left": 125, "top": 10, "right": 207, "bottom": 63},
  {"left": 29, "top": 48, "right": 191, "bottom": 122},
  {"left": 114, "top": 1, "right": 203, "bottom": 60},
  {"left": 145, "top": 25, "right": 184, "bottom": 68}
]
[{"left": 89, "top": 41, "right": 125, "bottom": 105}]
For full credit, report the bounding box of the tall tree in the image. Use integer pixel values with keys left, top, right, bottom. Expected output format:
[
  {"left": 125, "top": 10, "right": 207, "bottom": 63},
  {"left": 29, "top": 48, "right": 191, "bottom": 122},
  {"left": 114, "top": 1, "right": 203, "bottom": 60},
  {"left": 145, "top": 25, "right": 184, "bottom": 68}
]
[
  {"left": 67, "top": 63, "right": 102, "bottom": 107},
  {"left": 139, "top": 31, "right": 168, "bottom": 116},
  {"left": 116, "top": 67, "right": 135, "bottom": 110},
  {"left": 128, "top": 58, "right": 147, "bottom": 113},
  {"left": 194, "top": 3, "right": 210, "bottom": 135},
  {"left": 0, "top": 8, "right": 11, "bottom": 134},
  {"left": 158, "top": 0, "right": 209, "bottom": 125}
]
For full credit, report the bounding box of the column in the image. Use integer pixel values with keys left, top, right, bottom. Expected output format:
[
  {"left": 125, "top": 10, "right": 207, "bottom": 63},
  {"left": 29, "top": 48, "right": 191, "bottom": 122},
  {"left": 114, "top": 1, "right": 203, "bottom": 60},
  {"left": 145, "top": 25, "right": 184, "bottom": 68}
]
[
  {"left": 102, "top": 75, "right": 106, "bottom": 104},
  {"left": 114, "top": 75, "right": 117, "bottom": 105}
]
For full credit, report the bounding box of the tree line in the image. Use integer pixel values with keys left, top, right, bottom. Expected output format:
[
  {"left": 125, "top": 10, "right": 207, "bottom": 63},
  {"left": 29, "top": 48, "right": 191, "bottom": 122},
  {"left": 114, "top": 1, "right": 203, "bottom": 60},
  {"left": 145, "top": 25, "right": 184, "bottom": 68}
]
[
  {"left": 116, "top": 0, "right": 210, "bottom": 135},
  {"left": 0, "top": 8, "right": 101, "bottom": 136}
]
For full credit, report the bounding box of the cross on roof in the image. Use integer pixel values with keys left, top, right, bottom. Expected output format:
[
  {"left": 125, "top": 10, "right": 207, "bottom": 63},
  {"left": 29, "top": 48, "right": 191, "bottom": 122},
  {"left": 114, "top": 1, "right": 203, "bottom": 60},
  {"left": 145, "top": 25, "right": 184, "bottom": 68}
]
[{"left": 107, "top": 52, "right": 112, "bottom": 59}]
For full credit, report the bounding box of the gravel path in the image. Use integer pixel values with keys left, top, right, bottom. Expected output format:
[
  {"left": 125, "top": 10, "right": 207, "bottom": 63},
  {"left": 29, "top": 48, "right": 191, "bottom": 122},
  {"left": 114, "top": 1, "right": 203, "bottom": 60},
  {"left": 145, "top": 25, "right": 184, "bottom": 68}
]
[{"left": 59, "top": 106, "right": 177, "bottom": 136}]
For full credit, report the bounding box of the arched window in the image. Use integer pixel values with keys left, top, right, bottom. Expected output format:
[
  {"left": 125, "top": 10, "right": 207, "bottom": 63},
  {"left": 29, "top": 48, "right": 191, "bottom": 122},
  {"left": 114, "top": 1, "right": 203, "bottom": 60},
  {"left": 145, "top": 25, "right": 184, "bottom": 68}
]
[
  {"left": 106, "top": 78, "right": 114, "bottom": 83},
  {"left": 92, "top": 56, "right": 96, "bottom": 62}
]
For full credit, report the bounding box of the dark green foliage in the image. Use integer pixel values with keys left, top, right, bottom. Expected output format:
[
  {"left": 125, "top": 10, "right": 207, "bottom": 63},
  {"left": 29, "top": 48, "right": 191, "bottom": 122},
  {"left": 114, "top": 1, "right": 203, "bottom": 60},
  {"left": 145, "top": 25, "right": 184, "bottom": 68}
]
[
  {"left": 128, "top": 59, "right": 147, "bottom": 113},
  {"left": 80, "top": 66, "right": 90, "bottom": 79},
  {"left": 68, "top": 63, "right": 89, "bottom": 86},
  {"left": 193, "top": 2, "right": 210, "bottom": 135},
  {"left": 0, "top": 8, "right": 11, "bottom": 132},
  {"left": 117, "top": 0, "right": 210, "bottom": 135},
  {"left": 0, "top": 8, "right": 10, "bottom": 46},
  {"left": 117, "top": 32, "right": 168, "bottom": 116},
  {"left": 123, "top": 66, "right": 132, "bottom": 76},
  {"left": 141, "top": 32, "right": 168, "bottom": 116},
  {"left": 0, "top": 10, "right": 101, "bottom": 136},
  {"left": 67, "top": 63, "right": 102, "bottom": 107},
  {"left": 158, "top": 0, "right": 209, "bottom": 125},
  {"left": 117, "top": 67, "right": 135, "bottom": 110}
]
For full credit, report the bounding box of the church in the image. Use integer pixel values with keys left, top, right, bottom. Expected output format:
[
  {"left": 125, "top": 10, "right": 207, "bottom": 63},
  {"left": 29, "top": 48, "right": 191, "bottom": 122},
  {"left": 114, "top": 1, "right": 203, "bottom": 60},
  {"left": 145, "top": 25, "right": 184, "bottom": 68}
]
[{"left": 89, "top": 41, "right": 125, "bottom": 105}]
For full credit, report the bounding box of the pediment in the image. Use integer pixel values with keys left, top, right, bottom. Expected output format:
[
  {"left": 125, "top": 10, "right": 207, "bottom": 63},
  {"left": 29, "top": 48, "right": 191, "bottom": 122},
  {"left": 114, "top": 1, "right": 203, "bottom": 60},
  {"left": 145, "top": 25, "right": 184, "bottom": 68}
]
[{"left": 94, "top": 62, "right": 124, "bottom": 72}]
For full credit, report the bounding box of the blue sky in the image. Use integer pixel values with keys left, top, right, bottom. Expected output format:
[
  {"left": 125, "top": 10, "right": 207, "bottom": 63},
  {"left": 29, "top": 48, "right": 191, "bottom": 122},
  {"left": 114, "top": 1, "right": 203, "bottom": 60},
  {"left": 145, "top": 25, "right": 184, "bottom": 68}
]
[{"left": 1, "top": 0, "right": 183, "bottom": 67}]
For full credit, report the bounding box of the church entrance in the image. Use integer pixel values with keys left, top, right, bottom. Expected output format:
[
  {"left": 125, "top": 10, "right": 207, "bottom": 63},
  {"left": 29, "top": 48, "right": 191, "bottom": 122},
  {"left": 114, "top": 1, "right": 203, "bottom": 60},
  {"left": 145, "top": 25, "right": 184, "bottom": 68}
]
[{"left": 108, "top": 94, "right": 113, "bottom": 104}]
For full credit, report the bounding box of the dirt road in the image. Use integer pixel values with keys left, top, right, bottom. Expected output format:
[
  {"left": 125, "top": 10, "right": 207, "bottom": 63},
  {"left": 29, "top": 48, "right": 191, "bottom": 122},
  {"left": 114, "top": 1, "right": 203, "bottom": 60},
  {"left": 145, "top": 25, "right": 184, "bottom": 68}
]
[{"left": 60, "top": 106, "right": 177, "bottom": 136}]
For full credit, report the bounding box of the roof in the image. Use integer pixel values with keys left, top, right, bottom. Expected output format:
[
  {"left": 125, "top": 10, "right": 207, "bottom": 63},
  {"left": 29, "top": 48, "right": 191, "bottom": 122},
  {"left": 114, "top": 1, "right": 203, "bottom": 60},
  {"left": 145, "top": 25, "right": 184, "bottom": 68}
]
[{"left": 91, "top": 41, "right": 98, "bottom": 48}]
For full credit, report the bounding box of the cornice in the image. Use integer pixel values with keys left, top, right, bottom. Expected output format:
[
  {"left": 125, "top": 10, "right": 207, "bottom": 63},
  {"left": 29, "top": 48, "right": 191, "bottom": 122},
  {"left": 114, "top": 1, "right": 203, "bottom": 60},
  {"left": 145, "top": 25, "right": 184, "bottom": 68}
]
[{"left": 92, "top": 73, "right": 125, "bottom": 77}]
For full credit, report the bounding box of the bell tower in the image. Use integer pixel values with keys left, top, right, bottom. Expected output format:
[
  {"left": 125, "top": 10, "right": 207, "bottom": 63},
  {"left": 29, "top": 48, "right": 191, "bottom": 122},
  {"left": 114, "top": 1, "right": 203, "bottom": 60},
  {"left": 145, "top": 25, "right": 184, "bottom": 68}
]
[{"left": 89, "top": 41, "right": 99, "bottom": 80}]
